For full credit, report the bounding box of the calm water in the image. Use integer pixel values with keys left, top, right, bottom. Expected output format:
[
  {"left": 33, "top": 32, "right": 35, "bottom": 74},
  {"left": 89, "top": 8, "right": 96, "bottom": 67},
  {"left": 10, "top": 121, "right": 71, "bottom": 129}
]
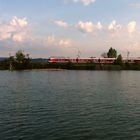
[{"left": 0, "top": 70, "right": 140, "bottom": 140}]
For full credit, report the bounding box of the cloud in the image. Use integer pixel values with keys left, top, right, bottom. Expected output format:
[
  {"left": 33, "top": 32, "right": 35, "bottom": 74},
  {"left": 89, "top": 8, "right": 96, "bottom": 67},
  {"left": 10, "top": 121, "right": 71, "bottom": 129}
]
[
  {"left": 96, "top": 22, "right": 103, "bottom": 30},
  {"left": 76, "top": 21, "right": 103, "bottom": 33},
  {"left": 10, "top": 16, "right": 28, "bottom": 28},
  {"left": 107, "top": 20, "right": 137, "bottom": 37},
  {"left": 127, "top": 21, "right": 136, "bottom": 35},
  {"left": 53, "top": 20, "right": 137, "bottom": 37},
  {"left": 0, "top": 24, "right": 15, "bottom": 40},
  {"left": 76, "top": 21, "right": 94, "bottom": 33},
  {"left": 44, "top": 35, "right": 73, "bottom": 48},
  {"left": 54, "top": 20, "right": 69, "bottom": 28},
  {"left": 108, "top": 20, "right": 122, "bottom": 33},
  {"left": 73, "top": 0, "right": 96, "bottom": 6},
  {"left": 12, "top": 32, "right": 27, "bottom": 42},
  {"left": 58, "top": 39, "right": 72, "bottom": 47},
  {"left": 54, "top": 20, "right": 102, "bottom": 33},
  {"left": 0, "top": 32, "right": 11, "bottom": 41},
  {"left": 0, "top": 16, "right": 29, "bottom": 42},
  {"left": 52, "top": 19, "right": 137, "bottom": 37}
]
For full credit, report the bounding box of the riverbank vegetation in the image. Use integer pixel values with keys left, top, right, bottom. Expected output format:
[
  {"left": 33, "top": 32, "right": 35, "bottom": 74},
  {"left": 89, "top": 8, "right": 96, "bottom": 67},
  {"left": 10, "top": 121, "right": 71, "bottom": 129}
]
[{"left": 0, "top": 49, "right": 140, "bottom": 70}]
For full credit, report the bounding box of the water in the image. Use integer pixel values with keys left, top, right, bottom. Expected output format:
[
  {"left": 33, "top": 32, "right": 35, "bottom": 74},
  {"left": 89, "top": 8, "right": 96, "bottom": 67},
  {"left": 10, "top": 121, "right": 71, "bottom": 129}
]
[{"left": 0, "top": 70, "right": 140, "bottom": 140}]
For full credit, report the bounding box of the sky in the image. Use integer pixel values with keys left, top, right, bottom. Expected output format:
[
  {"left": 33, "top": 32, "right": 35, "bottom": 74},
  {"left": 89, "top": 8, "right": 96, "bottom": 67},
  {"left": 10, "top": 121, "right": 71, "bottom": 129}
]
[{"left": 0, "top": 0, "right": 140, "bottom": 58}]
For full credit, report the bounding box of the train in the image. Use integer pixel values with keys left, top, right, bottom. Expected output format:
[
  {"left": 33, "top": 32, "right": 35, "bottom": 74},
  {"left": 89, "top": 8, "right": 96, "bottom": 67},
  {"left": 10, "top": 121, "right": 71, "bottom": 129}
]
[{"left": 48, "top": 57, "right": 140, "bottom": 64}]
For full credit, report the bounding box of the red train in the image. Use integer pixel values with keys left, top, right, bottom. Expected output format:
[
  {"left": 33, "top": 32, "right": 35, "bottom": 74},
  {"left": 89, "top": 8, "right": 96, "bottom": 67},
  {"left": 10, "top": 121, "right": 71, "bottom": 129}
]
[{"left": 48, "top": 57, "right": 140, "bottom": 64}]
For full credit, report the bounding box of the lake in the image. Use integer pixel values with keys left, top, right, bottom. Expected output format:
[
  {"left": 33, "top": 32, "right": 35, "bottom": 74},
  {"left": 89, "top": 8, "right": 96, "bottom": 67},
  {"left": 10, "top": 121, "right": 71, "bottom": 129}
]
[{"left": 0, "top": 70, "right": 140, "bottom": 140}]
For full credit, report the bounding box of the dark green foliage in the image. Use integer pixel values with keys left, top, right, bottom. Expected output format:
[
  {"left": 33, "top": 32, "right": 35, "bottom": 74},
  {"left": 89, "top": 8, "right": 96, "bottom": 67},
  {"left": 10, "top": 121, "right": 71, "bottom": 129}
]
[
  {"left": 30, "top": 62, "right": 49, "bottom": 69},
  {"left": 1, "top": 49, "right": 140, "bottom": 71},
  {"left": 15, "top": 50, "right": 26, "bottom": 63},
  {"left": 0, "top": 60, "right": 9, "bottom": 70},
  {"left": 114, "top": 54, "right": 123, "bottom": 65},
  {"left": 107, "top": 47, "right": 117, "bottom": 58},
  {"left": 123, "top": 63, "right": 140, "bottom": 70},
  {"left": 13, "top": 50, "right": 31, "bottom": 70},
  {"left": 1, "top": 50, "right": 31, "bottom": 70}
]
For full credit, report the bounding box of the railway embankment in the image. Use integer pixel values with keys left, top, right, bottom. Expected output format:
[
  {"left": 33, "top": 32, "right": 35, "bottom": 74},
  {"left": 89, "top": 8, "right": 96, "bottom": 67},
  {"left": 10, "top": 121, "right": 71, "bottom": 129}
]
[{"left": 1, "top": 61, "right": 140, "bottom": 70}]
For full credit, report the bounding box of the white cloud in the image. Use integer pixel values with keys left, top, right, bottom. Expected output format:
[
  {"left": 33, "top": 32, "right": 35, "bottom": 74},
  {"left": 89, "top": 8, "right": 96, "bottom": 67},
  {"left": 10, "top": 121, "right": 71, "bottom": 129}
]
[
  {"left": 0, "top": 25, "right": 15, "bottom": 40},
  {"left": 76, "top": 21, "right": 103, "bottom": 33},
  {"left": 59, "top": 39, "right": 72, "bottom": 47},
  {"left": 76, "top": 21, "right": 94, "bottom": 33},
  {"left": 54, "top": 20, "right": 96, "bottom": 33},
  {"left": 12, "top": 32, "right": 26, "bottom": 42},
  {"left": 127, "top": 21, "right": 136, "bottom": 35},
  {"left": 96, "top": 22, "right": 103, "bottom": 30},
  {"left": 0, "top": 32, "right": 11, "bottom": 41},
  {"left": 54, "top": 20, "right": 69, "bottom": 28},
  {"left": 107, "top": 20, "right": 137, "bottom": 37},
  {"left": 108, "top": 20, "right": 122, "bottom": 33},
  {"left": 73, "top": 0, "right": 96, "bottom": 6},
  {"left": 52, "top": 19, "right": 136, "bottom": 37},
  {"left": 44, "top": 35, "right": 73, "bottom": 48},
  {"left": 0, "top": 25, "right": 15, "bottom": 33},
  {"left": 0, "top": 16, "right": 29, "bottom": 42},
  {"left": 10, "top": 16, "right": 28, "bottom": 28}
]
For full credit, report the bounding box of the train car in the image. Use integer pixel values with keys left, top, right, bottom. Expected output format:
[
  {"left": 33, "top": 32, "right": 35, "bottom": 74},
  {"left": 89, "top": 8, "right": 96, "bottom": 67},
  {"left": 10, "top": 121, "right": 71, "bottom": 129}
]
[
  {"left": 49, "top": 57, "right": 140, "bottom": 64},
  {"left": 48, "top": 57, "right": 117, "bottom": 64},
  {"left": 49, "top": 57, "right": 70, "bottom": 63}
]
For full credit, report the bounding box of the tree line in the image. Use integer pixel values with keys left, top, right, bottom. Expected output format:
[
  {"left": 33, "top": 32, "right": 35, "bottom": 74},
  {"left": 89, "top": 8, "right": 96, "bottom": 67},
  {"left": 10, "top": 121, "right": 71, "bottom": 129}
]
[
  {"left": 0, "top": 48, "right": 140, "bottom": 70},
  {"left": 101, "top": 47, "right": 123, "bottom": 65}
]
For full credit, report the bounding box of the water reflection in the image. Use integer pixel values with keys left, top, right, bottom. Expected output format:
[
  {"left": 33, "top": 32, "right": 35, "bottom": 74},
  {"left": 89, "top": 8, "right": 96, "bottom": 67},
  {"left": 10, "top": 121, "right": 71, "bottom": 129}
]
[{"left": 0, "top": 70, "right": 140, "bottom": 140}]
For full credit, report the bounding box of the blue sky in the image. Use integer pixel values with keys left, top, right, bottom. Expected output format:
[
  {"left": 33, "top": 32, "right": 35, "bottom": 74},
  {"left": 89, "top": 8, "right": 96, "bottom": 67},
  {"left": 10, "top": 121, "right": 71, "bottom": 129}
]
[{"left": 0, "top": 0, "right": 140, "bottom": 58}]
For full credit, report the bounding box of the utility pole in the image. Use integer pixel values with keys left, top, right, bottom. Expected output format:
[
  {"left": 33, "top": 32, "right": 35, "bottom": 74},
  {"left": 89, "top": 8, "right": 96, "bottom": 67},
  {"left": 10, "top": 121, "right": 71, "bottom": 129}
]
[
  {"left": 67, "top": 46, "right": 81, "bottom": 63},
  {"left": 9, "top": 53, "right": 13, "bottom": 71},
  {"left": 76, "top": 48, "right": 81, "bottom": 63},
  {"left": 127, "top": 51, "right": 130, "bottom": 60},
  {"left": 77, "top": 48, "right": 81, "bottom": 58}
]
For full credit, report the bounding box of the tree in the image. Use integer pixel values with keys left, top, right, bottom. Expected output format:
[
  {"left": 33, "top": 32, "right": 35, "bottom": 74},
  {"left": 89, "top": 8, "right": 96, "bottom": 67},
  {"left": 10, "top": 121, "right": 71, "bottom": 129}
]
[
  {"left": 114, "top": 54, "right": 123, "bottom": 65},
  {"left": 15, "top": 50, "right": 26, "bottom": 63},
  {"left": 107, "top": 47, "right": 117, "bottom": 58},
  {"left": 14, "top": 50, "right": 31, "bottom": 69}
]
